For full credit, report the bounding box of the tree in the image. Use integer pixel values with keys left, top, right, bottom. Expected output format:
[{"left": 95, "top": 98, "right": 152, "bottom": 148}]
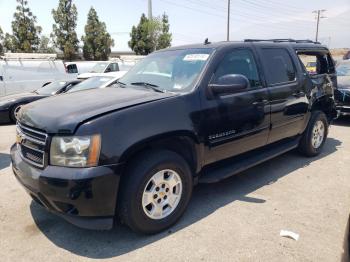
[
  {"left": 38, "top": 35, "right": 55, "bottom": 53},
  {"left": 128, "top": 13, "right": 172, "bottom": 55},
  {"left": 128, "top": 14, "right": 154, "bottom": 55},
  {"left": 51, "top": 0, "right": 79, "bottom": 60},
  {"left": 157, "top": 13, "right": 172, "bottom": 50},
  {"left": 3, "top": 33, "right": 15, "bottom": 53},
  {"left": 8, "top": 0, "right": 42, "bottom": 52},
  {"left": 81, "top": 7, "right": 114, "bottom": 60},
  {"left": 0, "top": 26, "right": 4, "bottom": 54}
]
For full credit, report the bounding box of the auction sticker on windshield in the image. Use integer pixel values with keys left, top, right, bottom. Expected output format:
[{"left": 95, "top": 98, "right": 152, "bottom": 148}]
[{"left": 183, "top": 54, "right": 209, "bottom": 61}]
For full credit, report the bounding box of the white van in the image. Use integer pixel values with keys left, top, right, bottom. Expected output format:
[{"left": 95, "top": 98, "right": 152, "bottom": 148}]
[
  {"left": 64, "top": 61, "right": 99, "bottom": 74},
  {"left": 0, "top": 53, "right": 73, "bottom": 96}
]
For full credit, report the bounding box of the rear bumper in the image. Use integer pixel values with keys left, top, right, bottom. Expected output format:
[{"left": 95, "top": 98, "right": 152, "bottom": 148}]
[
  {"left": 336, "top": 105, "right": 350, "bottom": 116},
  {"left": 10, "top": 144, "right": 123, "bottom": 230}
]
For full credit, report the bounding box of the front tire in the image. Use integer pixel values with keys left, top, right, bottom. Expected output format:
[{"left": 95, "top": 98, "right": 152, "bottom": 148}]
[
  {"left": 298, "top": 110, "right": 328, "bottom": 157},
  {"left": 118, "top": 150, "right": 193, "bottom": 234},
  {"left": 10, "top": 104, "right": 24, "bottom": 123}
]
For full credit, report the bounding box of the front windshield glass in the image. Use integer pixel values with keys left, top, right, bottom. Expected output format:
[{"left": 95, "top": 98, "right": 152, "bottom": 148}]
[
  {"left": 337, "top": 63, "right": 350, "bottom": 76},
  {"left": 68, "top": 76, "right": 114, "bottom": 93},
  {"left": 119, "top": 48, "right": 213, "bottom": 93},
  {"left": 90, "top": 62, "right": 109, "bottom": 73},
  {"left": 36, "top": 81, "right": 67, "bottom": 95}
]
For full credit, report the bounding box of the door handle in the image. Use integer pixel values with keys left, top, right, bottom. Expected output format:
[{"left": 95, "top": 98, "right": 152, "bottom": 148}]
[
  {"left": 252, "top": 99, "right": 268, "bottom": 106},
  {"left": 292, "top": 91, "right": 305, "bottom": 98}
]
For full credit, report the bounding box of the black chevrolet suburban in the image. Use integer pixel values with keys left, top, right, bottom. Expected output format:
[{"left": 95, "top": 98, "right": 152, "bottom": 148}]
[{"left": 11, "top": 39, "right": 338, "bottom": 234}]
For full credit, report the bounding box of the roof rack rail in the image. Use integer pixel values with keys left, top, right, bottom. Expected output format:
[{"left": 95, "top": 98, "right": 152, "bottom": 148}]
[
  {"left": 244, "top": 39, "right": 321, "bottom": 44},
  {"left": 1, "top": 53, "right": 57, "bottom": 60}
]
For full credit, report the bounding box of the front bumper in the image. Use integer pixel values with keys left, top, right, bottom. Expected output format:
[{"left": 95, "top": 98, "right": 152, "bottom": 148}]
[
  {"left": 336, "top": 105, "right": 350, "bottom": 116},
  {"left": 10, "top": 144, "right": 122, "bottom": 230}
]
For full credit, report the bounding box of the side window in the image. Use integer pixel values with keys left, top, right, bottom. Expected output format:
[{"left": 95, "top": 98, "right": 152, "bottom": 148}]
[
  {"left": 260, "top": 48, "right": 296, "bottom": 85},
  {"left": 67, "top": 64, "right": 78, "bottom": 74},
  {"left": 106, "top": 63, "right": 119, "bottom": 72},
  {"left": 213, "top": 49, "right": 262, "bottom": 88}
]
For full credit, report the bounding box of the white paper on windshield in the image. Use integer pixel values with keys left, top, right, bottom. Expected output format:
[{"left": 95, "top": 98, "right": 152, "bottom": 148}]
[{"left": 183, "top": 54, "right": 209, "bottom": 61}]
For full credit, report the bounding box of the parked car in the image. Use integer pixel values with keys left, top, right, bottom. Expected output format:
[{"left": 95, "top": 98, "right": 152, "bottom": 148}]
[
  {"left": 11, "top": 39, "right": 338, "bottom": 234},
  {"left": 68, "top": 71, "right": 127, "bottom": 93},
  {"left": 78, "top": 61, "right": 136, "bottom": 79},
  {"left": 0, "top": 80, "right": 82, "bottom": 124},
  {"left": 0, "top": 53, "right": 73, "bottom": 97},
  {"left": 334, "top": 60, "right": 350, "bottom": 116}
]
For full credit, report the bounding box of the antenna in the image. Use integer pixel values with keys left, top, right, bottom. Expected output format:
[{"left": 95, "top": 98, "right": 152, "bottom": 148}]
[{"left": 204, "top": 38, "right": 211, "bottom": 45}]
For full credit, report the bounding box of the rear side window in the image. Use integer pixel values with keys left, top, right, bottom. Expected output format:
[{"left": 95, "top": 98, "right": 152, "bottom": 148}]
[
  {"left": 106, "top": 63, "right": 119, "bottom": 72},
  {"left": 213, "top": 49, "right": 262, "bottom": 88},
  {"left": 67, "top": 64, "right": 78, "bottom": 74},
  {"left": 260, "top": 48, "right": 296, "bottom": 85}
]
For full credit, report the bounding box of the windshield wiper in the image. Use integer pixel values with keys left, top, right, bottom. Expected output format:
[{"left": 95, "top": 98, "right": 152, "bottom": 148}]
[
  {"left": 116, "top": 80, "right": 126, "bottom": 87},
  {"left": 130, "top": 82, "right": 165, "bottom": 93}
]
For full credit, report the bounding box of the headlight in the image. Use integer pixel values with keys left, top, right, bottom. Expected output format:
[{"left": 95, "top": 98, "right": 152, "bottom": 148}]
[{"left": 50, "top": 135, "right": 101, "bottom": 167}]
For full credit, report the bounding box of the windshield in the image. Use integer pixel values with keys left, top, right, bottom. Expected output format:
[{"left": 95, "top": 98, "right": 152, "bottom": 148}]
[
  {"left": 119, "top": 48, "right": 213, "bottom": 93},
  {"left": 36, "top": 81, "right": 67, "bottom": 95},
  {"left": 337, "top": 63, "right": 350, "bottom": 76},
  {"left": 68, "top": 76, "right": 114, "bottom": 93},
  {"left": 90, "top": 62, "right": 109, "bottom": 73}
]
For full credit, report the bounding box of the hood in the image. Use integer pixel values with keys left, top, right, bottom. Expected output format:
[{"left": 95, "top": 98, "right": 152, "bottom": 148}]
[
  {"left": 337, "top": 76, "right": 350, "bottom": 89},
  {"left": 17, "top": 87, "right": 176, "bottom": 134}
]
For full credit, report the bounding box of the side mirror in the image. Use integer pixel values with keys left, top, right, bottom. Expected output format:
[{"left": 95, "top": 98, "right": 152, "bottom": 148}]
[
  {"left": 105, "top": 67, "right": 112, "bottom": 73},
  {"left": 209, "top": 74, "right": 249, "bottom": 95}
]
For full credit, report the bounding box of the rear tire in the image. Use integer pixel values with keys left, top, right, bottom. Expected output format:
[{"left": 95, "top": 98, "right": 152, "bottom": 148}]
[
  {"left": 118, "top": 150, "right": 193, "bottom": 234},
  {"left": 298, "top": 110, "right": 328, "bottom": 157}
]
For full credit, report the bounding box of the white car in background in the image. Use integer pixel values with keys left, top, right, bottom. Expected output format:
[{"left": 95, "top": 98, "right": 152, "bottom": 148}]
[
  {"left": 0, "top": 53, "right": 74, "bottom": 97},
  {"left": 67, "top": 71, "right": 127, "bottom": 93},
  {"left": 77, "top": 60, "right": 137, "bottom": 79}
]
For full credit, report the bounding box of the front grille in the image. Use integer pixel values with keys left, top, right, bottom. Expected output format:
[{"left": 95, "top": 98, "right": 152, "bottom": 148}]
[{"left": 16, "top": 123, "right": 48, "bottom": 168}]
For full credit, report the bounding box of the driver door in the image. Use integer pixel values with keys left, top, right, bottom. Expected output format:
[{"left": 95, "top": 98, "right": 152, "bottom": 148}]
[{"left": 201, "top": 48, "right": 270, "bottom": 165}]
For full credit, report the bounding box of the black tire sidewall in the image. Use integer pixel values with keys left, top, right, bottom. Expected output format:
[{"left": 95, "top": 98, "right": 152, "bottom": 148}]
[{"left": 120, "top": 150, "right": 193, "bottom": 234}]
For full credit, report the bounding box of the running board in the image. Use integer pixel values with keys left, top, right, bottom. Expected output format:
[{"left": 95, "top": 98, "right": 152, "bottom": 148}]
[{"left": 199, "top": 138, "right": 300, "bottom": 184}]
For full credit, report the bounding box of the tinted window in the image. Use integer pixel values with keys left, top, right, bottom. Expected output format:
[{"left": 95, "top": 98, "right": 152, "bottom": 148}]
[
  {"left": 67, "top": 76, "right": 114, "bottom": 93},
  {"left": 67, "top": 64, "right": 78, "bottom": 74},
  {"left": 106, "top": 63, "right": 119, "bottom": 72},
  {"left": 261, "top": 48, "right": 296, "bottom": 85},
  {"left": 213, "top": 49, "right": 261, "bottom": 88},
  {"left": 36, "top": 81, "right": 67, "bottom": 95}
]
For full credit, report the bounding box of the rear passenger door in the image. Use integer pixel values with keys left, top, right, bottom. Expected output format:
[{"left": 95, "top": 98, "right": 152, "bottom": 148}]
[
  {"left": 201, "top": 48, "right": 270, "bottom": 164},
  {"left": 257, "top": 47, "right": 308, "bottom": 143}
]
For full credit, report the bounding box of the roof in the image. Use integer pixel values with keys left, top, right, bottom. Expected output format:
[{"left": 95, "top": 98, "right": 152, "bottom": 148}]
[{"left": 162, "top": 39, "right": 328, "bottom": 52}]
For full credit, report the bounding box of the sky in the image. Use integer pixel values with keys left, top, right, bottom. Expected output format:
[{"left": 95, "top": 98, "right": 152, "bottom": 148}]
[{"left": 0, "top": 0, "right": 349, "bottom": 51}]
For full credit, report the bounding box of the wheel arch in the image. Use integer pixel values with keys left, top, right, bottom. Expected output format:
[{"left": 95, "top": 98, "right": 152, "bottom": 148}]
[
  {"left": 119, "top": 131, "right": 202, "bottom": 176},
  {"left": 311, "top": 95, "right": 337, "bottom": 122}
]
